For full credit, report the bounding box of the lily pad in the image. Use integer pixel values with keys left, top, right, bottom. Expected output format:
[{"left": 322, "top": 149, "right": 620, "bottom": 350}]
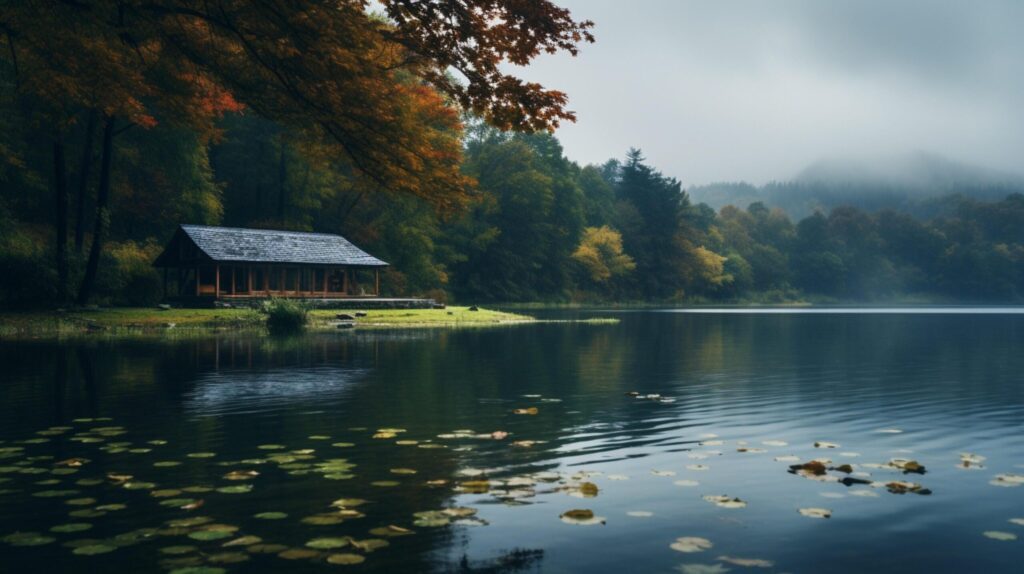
[
  {"left": 160, "top": 545, "right": 199, "bottom": 555},
  {"left": 186, "top": 453, "right": 216, "bottom": 459},
  {"left": 277, "top": 548, "right": 321, "bottom": 560},
  {"left": 206, "top": 551, "right": 250, "bottom": 564},
  {"left": 216, "top": 484, "right": 252, "bottom": 494},
  {"left": 3, "top": 531, "right": 56, "bottom": 546},
  {"left": 72, "top": 543, "right": 117, "bottom": 555},
  {"left": 254, "top": 511, "right": 288, "bottom": 520},
  {"left": 717, "top": 555, "right": 774, "bottom": 567},
  {"left": 188, "top": 530, "right": 233, "bottom": 541},
  {"left": 559, "top": 509, "right": 605, "bottom": 525},
  {"left": 369, "top": 525, "right": 415, "bottom": 537},
  {"left": 301, "top": 515, "right": 346, "bottom": 526},
  {"left": 326, "top": 553, "right": 366, "bottom": 565},
  {"left": 50, "top": 523, "right": 93, "bottom": 533},
  {"left": 983, "top": 531, "right": 1017, "bottom": 541},
  {"left": 670, "top": 537, "right": 713, "bottom": 553},
  {"left": 306, "top": 537, "right": 350, "bottom": 549},
  {"left": 798, "top": 507, "right": 832, "bottom": 519}
]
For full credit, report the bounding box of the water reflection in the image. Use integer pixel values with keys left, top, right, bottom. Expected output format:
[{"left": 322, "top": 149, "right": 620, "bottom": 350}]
[{"left": 0, "top": 311, "right": 1022, "bottom": 573}]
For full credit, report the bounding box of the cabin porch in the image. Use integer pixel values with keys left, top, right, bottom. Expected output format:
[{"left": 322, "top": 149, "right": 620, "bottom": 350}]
[{"left": 162, "top": 264, "right": 381, "bottom": 300}]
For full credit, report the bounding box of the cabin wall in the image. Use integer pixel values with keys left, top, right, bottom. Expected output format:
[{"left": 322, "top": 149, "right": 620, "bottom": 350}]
[{"left": 163, "top": 263, "right": 381, "bottom": 300}]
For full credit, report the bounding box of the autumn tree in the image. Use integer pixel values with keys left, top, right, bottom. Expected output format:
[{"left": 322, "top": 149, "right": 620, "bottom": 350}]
[{"left": 572, "top": 226, "right": 635, "bottom": 283}]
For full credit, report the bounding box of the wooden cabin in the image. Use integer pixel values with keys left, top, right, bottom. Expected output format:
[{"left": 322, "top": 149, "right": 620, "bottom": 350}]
[{"left": 154, "top": 224, "right": 388, "bottom": 301}]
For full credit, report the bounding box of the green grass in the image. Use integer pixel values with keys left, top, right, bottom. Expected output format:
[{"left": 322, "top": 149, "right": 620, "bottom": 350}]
[
  {"left": 0, "top": 306, "right": 535, "bottom": 339},
  {"left": 309, "top": 307, "right": 533, "bottom": 328}
]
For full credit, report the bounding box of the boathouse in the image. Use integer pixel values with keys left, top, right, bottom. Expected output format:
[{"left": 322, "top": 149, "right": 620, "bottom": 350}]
[{"left": 154, "top": 224, "right": 388, "bottom": 301}]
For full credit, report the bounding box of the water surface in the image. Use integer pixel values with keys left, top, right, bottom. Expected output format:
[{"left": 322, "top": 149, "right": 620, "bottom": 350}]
[{"left": 1, "top": 310, "right": 1022, "bottom": 572}]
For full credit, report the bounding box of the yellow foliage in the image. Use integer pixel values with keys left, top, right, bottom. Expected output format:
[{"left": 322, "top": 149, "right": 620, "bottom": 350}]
[{"left": 572, "top": 226, "right": 635, "bottom": 283}]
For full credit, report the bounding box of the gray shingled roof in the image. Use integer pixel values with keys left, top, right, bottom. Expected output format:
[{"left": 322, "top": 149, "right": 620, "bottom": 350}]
[{"left": 179, "top": 225, "right": 388, "bottom": 266}]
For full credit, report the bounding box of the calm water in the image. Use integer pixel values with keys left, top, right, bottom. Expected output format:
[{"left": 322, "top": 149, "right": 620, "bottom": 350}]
[{"left": 1, "top": 310, "right": 1023, "bottom": 573}]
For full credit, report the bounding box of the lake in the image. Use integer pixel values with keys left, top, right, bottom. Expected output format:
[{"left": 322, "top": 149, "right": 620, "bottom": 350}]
[{"left": 1, "top": 309, "right": 1023, "bottom": 573}]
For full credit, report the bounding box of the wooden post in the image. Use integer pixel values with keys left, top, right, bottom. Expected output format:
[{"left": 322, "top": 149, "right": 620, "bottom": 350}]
[
  {"left": 322, "top": 267, "right": 328, "bottom": 297},
  {"left": 375, "top": 269, "right": 380, "bottom": 296},
  {"left": 215, "top": 264, "right": 220, "bottom": 299},
  {"left": 195, "top": 266, "right": 200, "bottom": 297},
  {"left": 230, "top": 266, "right": 236, "bottom": 296},
  {"left": 247, "top": 266, "right": 253, "bottom": 294},
  {"left": 342, "top": 268, "right": 349, "bottom": 296},
  {"left": 264, "top": 265, "right": 269, "bottom": 292}
]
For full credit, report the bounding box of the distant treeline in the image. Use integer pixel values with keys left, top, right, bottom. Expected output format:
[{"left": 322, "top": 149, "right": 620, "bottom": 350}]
[{"left": 3, "top": 113, "right": 1023, "bottom": 306}]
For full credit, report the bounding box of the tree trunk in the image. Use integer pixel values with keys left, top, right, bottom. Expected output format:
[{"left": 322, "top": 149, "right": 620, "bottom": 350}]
[
  {"left": 53, "top": 136, "right": 69, "bottom": 304},
  {"left": 74, "top": 110, "right": 98, "bottom": 253},
  {"left": 76, "top": 116, "right": 115, "bottom": 306}
]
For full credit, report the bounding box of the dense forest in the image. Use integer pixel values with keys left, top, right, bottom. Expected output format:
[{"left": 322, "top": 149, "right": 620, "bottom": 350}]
[{"left": 2, "top": 2, "right": 1023, "bottom": 307}]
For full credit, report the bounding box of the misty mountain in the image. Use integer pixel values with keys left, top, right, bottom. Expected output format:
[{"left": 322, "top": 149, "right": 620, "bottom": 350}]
[{"left": 689, "top": 152, "right": 1024, "bottom": 219}]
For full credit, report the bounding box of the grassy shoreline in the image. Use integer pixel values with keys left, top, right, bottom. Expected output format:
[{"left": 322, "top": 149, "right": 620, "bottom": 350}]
[{"left": 0, "top": 306, "right": 538, "bottom": 339}]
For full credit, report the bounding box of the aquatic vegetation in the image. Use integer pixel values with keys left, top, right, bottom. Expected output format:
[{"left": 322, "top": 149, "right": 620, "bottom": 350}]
[
  {"left": 559, "top": 509, "right": 605, "bottom": 525},
  {"left": 798, "top": 507, "right": 832, "bottom": 519},
  {"left": 982, "top": 531, "right": 1017, "bottom": 541},
  {"left": 670, "top": 537, "right": 713, "bottom": 553}
]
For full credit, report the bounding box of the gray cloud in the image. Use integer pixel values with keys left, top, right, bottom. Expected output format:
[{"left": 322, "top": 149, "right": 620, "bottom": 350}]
[{"left": 515, "top": 0, "right": 1024, "bottom": 185}]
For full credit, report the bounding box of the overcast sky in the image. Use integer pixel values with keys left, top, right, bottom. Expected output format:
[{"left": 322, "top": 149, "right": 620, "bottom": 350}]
[{"left": 514, "top": 0, "right": 1024, "bottom": 186}]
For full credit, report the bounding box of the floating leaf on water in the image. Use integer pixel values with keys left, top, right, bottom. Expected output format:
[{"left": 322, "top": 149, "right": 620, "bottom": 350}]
[
  {"left": 167, "top": 517, "right": 214, "bottom": 528},
  {"left": 395, "top": 440, "right": 419, "bottom": 446},
  {"left": 73, "top": 543, "right": 117, "bottom": 555},
  {"left": 559, "top": 509, "right": 605, "bottom": 525},
  {"left": 216, "top": 484, "right": 252, "bottom": 494},
  {"left": 886, "top": 481, "right": 931, "bottom": 495},
  {"left": 686, "top": 465, "right": 709, "bottom": 471},
  {"left": 774, "top": 455, "right": 800, "bottom": 463},
  {"left": 390, "top": 468, "right": 417, "bottom": 475},
  {"left": 702, "top": 495, "right": 747, "bottom": 509},
  {"left": 670, "top": 537, "right": 713, "bottom": 553},
  {"left": 65, "top": 497, "right": 97, "bottom": 506},
  {"left": 991, "top": 473, "right": 1024, "bottom": 487},
  {"left": 223, "top": 535, "right": 262, "bottom": 547},
  {"left": 627, "top": 511, "right": 653, "bottom": 517},
  {"left": 513, "top": 408, "right": 539, "bottom": 415},
  {"left": 330, "top": 498, "right": 369, "bottom": 509},
  {"left": 369, "top": 525, "right": 415, "bottom": 537},
  {"left": 349, "top": 538, "right": 389, "bottom": 552},
  {"left": 123, "top": 481, "right": 156, "bottom": 490},
  {"left": 717, "top": 555, "right": 774, "bottom": 568},
  {"left": 326, "top": 553, "right": 366, "bottom": 565},
  {"left": 75, "top": 478, "right": 104, "bottom": 486},
  {"left": 306, "top": 537, "right": 350, "bottom": 549},
  {"left": 798, "top": 507, "right": 832, "bottom": 519},
  {"left": 814, "top": 441, "right": 840, "bottom": 449},
  {"left": 257, "top": 444, "right": 286, "bottom": 450},
  {"left": 1008, "top": 518, "right": 1024, "bottom": 526},
  {"left": 181, "top": 486, "right": 214, "bottom": 493},
  {"left": 223, "top": 470, "right": 259, "bottom": 481},
  {"left": 308, "top": 435, "right": 331, "bottom": 440},
  {"left": 206, "top": 552, "right": 249, "bottom": 564},
  {"left": 246, "top": 543, "right": 289, "bottom": 554},
  {"left": 69, "top": 509, "right": 106, "bottom": 518},
  {"left": 331, "top": 442, "right": 355, "bottom": 448},
  {"left": 254, "top": 511, "right": 288, "bottom": 520},
  {"left": 161, "top": 545, "right": 199, "bottom": 555},
  {"left": 50, "top": 523, "right": 92, "bottom": 533},
  {"left": 151, "top": 489, "right": 183, "bottom": 498},
  {"left": 849, "top": 489, "right": 880, "bottom": 498},
  {"left": 278, "top": 548, "right": 321, "bottom": 560},
  {"left": 187, "top": 453, "right": 216, "bottom": 459},
  {"left": 577, "top": 482, "right": 600, "bottom": 497},
  {"left": 3, "top": 531, "right": 56, "bottom": 546},
  {"left": 148, "top": 440, "right": 168, "bottom": 446},
  {"left": 188, "top": 530, "right": 232, "bottom": 542},
  {"left": 153, "top": 461, "right": 182, "bottom": 468},
  {"left": 33, "top": 489, "right": 80, "bottom": 498},
  {"left": 652, "top": 470, "right": 676, "bottom": 477},
  {"left": 983, "top": 531, "right": 1017, "bottom": 541},
  {"left": 413, "top": 510, "right": 451, "bottom": 527},
  {"left": 762, "top": 440, "right": 788, "bottom": 447},
  {"left": 128, "top": 448, "right": 152, "bottom": 454},
  {"left": 371, "top": 480, "right": 399, "bottom": 488},
  {"left": 888, "top": 459, "right": 926, "bottom": 474},
  {"left": 302, "top": 515, "right": 346, "bottom": 526}
]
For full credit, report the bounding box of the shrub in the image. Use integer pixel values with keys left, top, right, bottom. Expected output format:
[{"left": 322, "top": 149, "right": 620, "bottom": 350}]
[{"left": 261, "top": 298, "right": 308, "bottom": 335}]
